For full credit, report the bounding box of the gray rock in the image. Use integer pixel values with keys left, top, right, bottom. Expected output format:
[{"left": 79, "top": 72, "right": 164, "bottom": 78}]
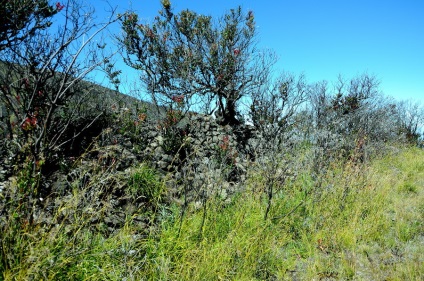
[
  {"left": 154, "top": 146, "right": 164, "bottom": 156},
  {"left": 148, "top": 131, "right": 158, "bottom": 138},
  {"left": 157, "top": 160, "right": 168, "bottom": 170},
  {"left": 156, "top": 136, "right": 164, "bottom": 146},
  {"left": 0, "top": 168, "right": 5, "bottom": 181},
  {"left": 161, "top": 154, "right": 173, "bottom": 163}
]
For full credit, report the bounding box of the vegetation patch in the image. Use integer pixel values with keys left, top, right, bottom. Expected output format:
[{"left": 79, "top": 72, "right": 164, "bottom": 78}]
[{"left": 0, "top": 1, "right": 423, "bottom": 280}]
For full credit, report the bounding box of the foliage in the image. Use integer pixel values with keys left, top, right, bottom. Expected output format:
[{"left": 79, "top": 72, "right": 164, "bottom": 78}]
[
  {"left": 0, "top": 0, "right": 118, "bottom": 179},
  {"left": 114, "top": 103, "right": 149, "bottom": 149},
  {"left": 215, "top": 135, "right": 237, "bottom": 167},
  {"left": 302, "top": 73, "right": 407, "bottom": 169},
  {"left": 119, "top": 2, "right": 272, "bottom": 126},
  {"left": 0, "top": 1, "right": 424, "bottom": 280},
  {"left": 0, "top": 0, "right": 61, "bottom": 51}
]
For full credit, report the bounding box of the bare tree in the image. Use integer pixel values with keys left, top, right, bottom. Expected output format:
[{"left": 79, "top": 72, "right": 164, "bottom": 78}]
[
  {"left": 304, "top": 73, "right": 423, "bottom": 166},
  {"left": 249, "top": 71, "right": 307, "bottom": 148},
  {"left": 395, "top": 100, "right": 424, "bottom": 143}
]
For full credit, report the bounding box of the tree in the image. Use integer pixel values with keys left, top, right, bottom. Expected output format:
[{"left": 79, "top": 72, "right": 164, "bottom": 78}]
[
  {"left": 395, "top": 100, "right": 424, "bottom": 143},
  {"left": 304, "top": 73, "right": 409, "bottom": 165},
  {"left": 0, "top": 0, "right": 61, "bottom": 51},
  {"left": 249, "top": 72, "right": 307, "bottom": 148},
  {"left": 120, "top": 0, "right": 272, "bottom": 126},
  {"left": 0, "top": 0, "right": 118, "bottom": 177}
]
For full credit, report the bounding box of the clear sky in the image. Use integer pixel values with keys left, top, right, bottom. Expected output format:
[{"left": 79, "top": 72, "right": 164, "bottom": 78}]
[{"left": 96, "top": 0, "right": 423, "bottom": 103}]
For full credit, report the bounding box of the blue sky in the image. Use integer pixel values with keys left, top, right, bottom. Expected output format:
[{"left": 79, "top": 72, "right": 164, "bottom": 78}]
[{"left": 97, "top": 0, "right": 423, "bottom": 103}]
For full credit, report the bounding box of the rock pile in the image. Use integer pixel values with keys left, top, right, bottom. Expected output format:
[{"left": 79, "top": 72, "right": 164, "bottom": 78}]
[{"left": 0, "top": 111, "right": 262, "bottom": 234}]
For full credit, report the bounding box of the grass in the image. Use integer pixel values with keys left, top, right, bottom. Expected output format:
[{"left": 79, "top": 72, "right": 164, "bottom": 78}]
[{"left": 1, "top": 146, "right": 423, "bottom": 280}]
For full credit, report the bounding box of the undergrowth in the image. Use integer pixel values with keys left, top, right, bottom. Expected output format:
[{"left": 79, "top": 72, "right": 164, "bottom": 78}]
[{"left": 1, "top": 146, "right": 423, "bottom": 280}]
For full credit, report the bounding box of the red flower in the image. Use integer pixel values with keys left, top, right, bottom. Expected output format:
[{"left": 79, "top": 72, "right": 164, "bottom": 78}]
[
  {"left": 21, "top": 116, "right": 38, "bottom": 131},
  {"left": 21, "top": 118, "right": 31, "bottom": 131},
  {"left": 171, "top": 95, "right": 184, "bottom": 104},
  {"left": 233, "top": 48, "right": 240, "bottom": 56},
  {"left": 23, "top": 78, "right": 29, "bottom": 88},
  {"left": 56, "top": 2, "right": 65, "bottom": 11},
  {"left": 146, "top": 28, "right": 155, "bottom": 38}
]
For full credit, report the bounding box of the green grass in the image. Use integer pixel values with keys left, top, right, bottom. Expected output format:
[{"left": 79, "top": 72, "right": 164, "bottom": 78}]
[{"left": 1, "top": 146, "right": 423, "bottom": 280}]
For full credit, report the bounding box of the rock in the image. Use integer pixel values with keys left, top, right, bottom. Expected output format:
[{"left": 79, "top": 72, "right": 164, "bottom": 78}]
[
  {"left": 148, "top": 131, "right": 158, "bottom": 138},
  {"left": 154, "top": 145, "right": 164, "bottom": 155},
  {"left": 219, "top": 188, "right": 228, "bottom": 199},
  {"left": 235, "top": 162, "right": 246, "bottom": 173},
  {"left": 157, "top": 160, "right": 168, "bottom": 170},
  {"left": 156, "top": 136, "right": 164, "bottom": 146},
  {"left": 212, "top": 136, "right": 220, "bottom": 143},
  {"left": 0, "top": 168, "right": 5, "bottom": 181},
  {"left": 161, "top": 154, "right": 173, "bottom": 163}
]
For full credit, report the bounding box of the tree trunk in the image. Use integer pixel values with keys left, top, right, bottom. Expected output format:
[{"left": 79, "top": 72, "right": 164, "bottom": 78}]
[{"left": 219, "top": 98, "right": 240, "bottom": 126}]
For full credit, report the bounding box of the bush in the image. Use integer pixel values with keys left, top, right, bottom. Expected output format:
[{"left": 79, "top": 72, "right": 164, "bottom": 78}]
[{"left": 0, "top": 0, "right": 118, "bottom": 184}]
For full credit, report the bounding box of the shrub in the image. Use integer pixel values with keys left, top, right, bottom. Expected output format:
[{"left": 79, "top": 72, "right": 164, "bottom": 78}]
[{"left": 0, "top": 0, "right": 119, "bottom": 183}]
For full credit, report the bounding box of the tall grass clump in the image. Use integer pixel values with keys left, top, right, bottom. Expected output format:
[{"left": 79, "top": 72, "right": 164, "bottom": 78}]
[{"left": 128, "top": 163, "right": 167, "bottom": 210}]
